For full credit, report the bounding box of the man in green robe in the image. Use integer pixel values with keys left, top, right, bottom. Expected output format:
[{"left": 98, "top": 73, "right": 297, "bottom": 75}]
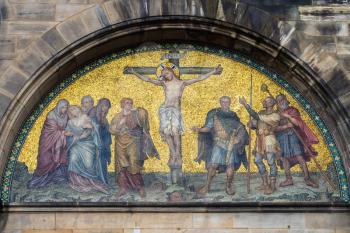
[{"left": 192, "top": 96, "right": 249, "bottom": 195}]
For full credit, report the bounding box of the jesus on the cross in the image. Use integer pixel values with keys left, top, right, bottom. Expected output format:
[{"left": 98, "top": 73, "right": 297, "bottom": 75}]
[{"left": 125, "top": 63, "right": 222, "bottom": 175}]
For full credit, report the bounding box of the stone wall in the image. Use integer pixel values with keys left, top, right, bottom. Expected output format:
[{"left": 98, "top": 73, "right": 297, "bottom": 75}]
[{"left": 0, "top": 212, "right": 350, "bottom": 233}]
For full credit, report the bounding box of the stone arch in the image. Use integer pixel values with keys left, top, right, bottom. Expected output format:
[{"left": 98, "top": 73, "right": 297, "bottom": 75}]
[{"left": 0, "top": 0, "right": 349, "bottom": 190}]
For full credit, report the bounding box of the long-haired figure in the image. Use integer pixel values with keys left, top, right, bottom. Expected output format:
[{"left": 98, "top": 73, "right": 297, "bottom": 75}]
[
  {"left": 27, "top": 99, "right": 70, "bottom": 189},
  {"left": 65, "top": 105, "right": 108, "bottom": 194},
  {"left": 92, "top": 98, "right": 112, "bottom": 183}
]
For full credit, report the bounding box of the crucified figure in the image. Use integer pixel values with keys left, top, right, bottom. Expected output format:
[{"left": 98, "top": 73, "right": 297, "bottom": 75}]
[{"left": 125, "top": 64, "right": 222, "bottom": 181}]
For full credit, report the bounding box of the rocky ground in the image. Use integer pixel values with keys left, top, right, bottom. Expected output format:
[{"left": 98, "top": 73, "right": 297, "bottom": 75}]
[{"left": 10, "top": 162, "right": 339, "bottom": 203}]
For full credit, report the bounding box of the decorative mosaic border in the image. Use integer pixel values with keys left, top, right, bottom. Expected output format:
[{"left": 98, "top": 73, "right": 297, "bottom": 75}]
[{"left": 1, "top": 43, "right": 349, "bottom": 204}]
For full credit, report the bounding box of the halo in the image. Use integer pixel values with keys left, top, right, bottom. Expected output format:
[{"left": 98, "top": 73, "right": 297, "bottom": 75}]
[{"left": 156, "top": 62, "right": 180, "bottom": 79}]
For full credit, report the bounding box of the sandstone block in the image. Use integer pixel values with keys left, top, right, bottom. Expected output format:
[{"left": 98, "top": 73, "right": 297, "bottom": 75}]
[
  {"left": 0, "top": 65, "right": 28, "bottom": 95},
  {"left": 0, "top": 92, "right": 12, "bottom": 117},
  {"left": 305, "top": 213, "right": 350, "bottom": 229},
  {"left": 103, "top": 0, "right": 147, "bottom": 24},
  {"left": 42, "top": 27, "right": 67, "bottom": 52},
  {"left": 73, "top": 229, "right": 123, "bottom": 233},
  {"left": 133, "top": 213, "right": 192, "bottom": 229},
  {"left": 0, "top": 37, "right": 16, "bottom": 59},
  {"left": 192, "top": 213, "right": 234, "bottom": 229},
  {"left": 184, "top": 229, "right": 248, "bottom": 233},
  {"left": 336, "top": 37, "right": 350, "bottom": 56},
  {"left": 55, "top": 4, "right": 94, "bottom": 21},
  {"left": 233, "top": 213, "right": 304, "bottom": 229},
  {"left": 7, "top": 21, "right": 57, "bottom": 35},
  {"left": 2, "top": 213, "right": 55, "bottom": 231},
  {"left": 55, "top": 213, "right": 135, "bottom": 229},
  {"left": 11, "top": 3, "right": 55, "bottom": 21}
]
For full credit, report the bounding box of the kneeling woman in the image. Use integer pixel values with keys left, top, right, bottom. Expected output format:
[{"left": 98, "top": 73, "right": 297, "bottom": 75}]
[{"left": 65, "top": 105, "right": 108, "bottom": 194}]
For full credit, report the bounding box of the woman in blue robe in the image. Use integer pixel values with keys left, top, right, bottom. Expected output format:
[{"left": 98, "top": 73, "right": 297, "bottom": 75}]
[
  {"left": 65, "top": 105, "right": 108, "bottom": 194},
  {"left": 91, "top": 98, "right": 112, "bottom": 183}
]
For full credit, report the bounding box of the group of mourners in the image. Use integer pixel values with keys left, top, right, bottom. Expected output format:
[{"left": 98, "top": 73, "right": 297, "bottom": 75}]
[
  {"left": 27, "top": 92, "right": 320, "bottom": 198},
  {"left": 27, "top": 96, "right": 158, "bottom": 198}
]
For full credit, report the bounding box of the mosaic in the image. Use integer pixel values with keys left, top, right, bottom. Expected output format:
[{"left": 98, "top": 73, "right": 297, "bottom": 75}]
[{"left": 1, "top": 44, "right": 348, "bottom": 204}]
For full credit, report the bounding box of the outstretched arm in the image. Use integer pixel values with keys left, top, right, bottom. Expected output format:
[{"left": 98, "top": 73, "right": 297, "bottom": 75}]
[
  {"left": 184, "top": 65, "right": 223, "bottom": 86},
  {"left": 125, "top": 67, "right": 162, "bottom": 86},
  {"left": 239, "top": 96, "right": 260, "bottom": 120}
]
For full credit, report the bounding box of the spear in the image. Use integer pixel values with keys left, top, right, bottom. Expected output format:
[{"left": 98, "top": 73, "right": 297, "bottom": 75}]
[
  {"left": 261, "top": 84, "right": 337, "bottom": 191},
  {"left": 247, "top": 74, "right": 253, "bottom": 193}
]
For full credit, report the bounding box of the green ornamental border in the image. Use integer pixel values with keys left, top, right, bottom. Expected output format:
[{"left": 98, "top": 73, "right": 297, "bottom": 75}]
[{"left": 1, "top": 43, "right": 349, "bottom": 204}]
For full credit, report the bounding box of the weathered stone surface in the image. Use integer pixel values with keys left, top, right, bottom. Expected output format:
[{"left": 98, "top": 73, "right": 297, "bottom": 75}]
[
  {"left": 304, "top": 213, "right": 350, "bottom": 229},
  {"left": 16, "top": 35, "right": 36, "bottom": 51},
  {"left": 41, "top": 27, "right": 67, "bottom": 52},
  {"left": 56, "top": 16, "right": 88, "bottom": 45},
  {"left": 217, "top": 0, "right": 242, "bottom": 23},
  {"left": 73, "top": 229, "right": 123, "bottom": 233},
  {"left": 299, "top": 21, "right": 349, "bottom": 37},
  {"left": 183, "top": 230, "right": 248, "bottom": 233},
  {"left": 336, "top": 229, "right": 350, "bottom": 233},
  {"left": 0, "top": 230, "right": 22, "bottom": 233},
  {"left": 103, "top": 0, "right": 148, "bottom": 23},
  {"left": 0, "top": 92, "right": 12, "bottom": 117},
  {"left": 188, "top": 0, "right": 205, "bottom": 17},
  {"left": 192, "top": 213, "right": 234, "bottom": 229},
  {"left": 200, "top": 0, "right": 219, "bottom": 18},
  {"left": 299, "top": 6, "right": 350, "bottom": 21},
  {"left": 336, "top": 37, "right": 350, "bottom": 56},
  {"left": 133, "top": 213, "right": 192, "bottom": 228},
  {"left": 0, "top": 36, "right": 16, "bottom": 59},
  {"left": 237, "top": 6, "right": 271, "bottom": 36},
  {"left": 56, "top": 4, "right": 94, "bottom": 21},
  {"left": 0, "top": 66, "right": 28, "bottom": 95},
  {"left": 125, "top": 229, "right": 184, "bottom": 233},
  {"left": 0, "top": 59, "right": 12, "bottom": 71},
  {"left": 23, "top": 230, "right": 73, "bottom": 233},
  {"left": 325, "top": 67, "right": 350, "bottom": 96},
  {"left": 15, "top": 39, "right": 55, "bottom": 77},
  {"left": 277, "top": 21, "right": 296, "bottom": 45},
  {"left": 289, "top": 230, "right": 335, "bottom": 233},
  {"left": 2, "top": 213, "right": 55, "bottom": 230},
  {"left": 339, "top": 55, "right": 350, "bottom": 71},
  {"left": 11, "top": 3, "right": 55, "bottom": 21},
  {"left": 7, "top": 21, "right": 57, "bottom": 35},
  {"left": 162, "top": 0, "right": 189, "bottom": 15},
  {"left": 249, "top": 229, "right": 288, "bottom": 233},
  {"left": 233, "top": 213, "right": 304, "bottom": 228},
  {"left": 55, "top": 213, "right": 135, "bottom": 229},
  {"left": 79, "top": 4, "right": 110, "bottom": 30}
]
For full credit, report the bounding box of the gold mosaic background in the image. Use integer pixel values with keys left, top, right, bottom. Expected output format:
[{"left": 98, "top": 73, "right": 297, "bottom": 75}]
[{"left": 19, "top": 50, "right": 332, "bottom": 173}]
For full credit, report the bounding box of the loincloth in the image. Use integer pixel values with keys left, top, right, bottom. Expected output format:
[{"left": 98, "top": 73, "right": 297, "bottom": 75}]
[{"left": 158, "top": 104, "right": 184, "bottom": 138}]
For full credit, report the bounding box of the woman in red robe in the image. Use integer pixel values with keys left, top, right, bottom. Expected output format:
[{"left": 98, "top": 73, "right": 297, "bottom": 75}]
[{"left": 27, "top": 99, "right": 70, "bottom": 188}]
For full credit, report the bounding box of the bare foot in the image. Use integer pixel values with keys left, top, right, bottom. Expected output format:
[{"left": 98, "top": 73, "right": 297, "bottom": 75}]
[
  {"left": 116, "top": 189, "right": 128, "bottom": 198},
  {"left": 280, "top": 178, "right": 293, "bottom": 187},
  {"left": 139, "top": 188, "right": 147, "bottom": 198},
  {"left": 305, "top": 178, "right": 319, "bottom": 188},
  {"left": 197, "top": 185, "right": 209, "bottom": 194},
  {"left": 263, "top": 186, "right": 273, "bottom": 195},
  {"left": 255, "top": 183, "right": 265, "bottom": 191},
  {"left": 175, "top": 157, "right": 183, "bottom": 167},
  {"left": 168, "top": 156, "right": 176, "bottom": 167},
  {"left": 226, "top": 186, "right": 235, "bottom": 196}
]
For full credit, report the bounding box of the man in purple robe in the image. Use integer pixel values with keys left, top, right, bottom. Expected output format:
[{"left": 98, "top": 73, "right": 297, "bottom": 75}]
[{"left": 27, "top": 99, "right": 70, "bottom": 188}]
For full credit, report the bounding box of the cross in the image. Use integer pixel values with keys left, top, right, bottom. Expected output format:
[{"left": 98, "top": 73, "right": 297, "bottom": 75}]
[
  {"left": 123, "top": 50, "right": 223, "bottom": 76},
  {"left": 123, "top": 50, "right": 222, "bottom": 185}
]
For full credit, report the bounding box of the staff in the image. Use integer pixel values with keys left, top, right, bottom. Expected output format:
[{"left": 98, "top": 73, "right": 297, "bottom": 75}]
[
  {"left": 261, "top": 84, "right": 337, "bottom": 191},
  {"left": 247, "top": 74, "right": 253, "bottom": 193}
]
